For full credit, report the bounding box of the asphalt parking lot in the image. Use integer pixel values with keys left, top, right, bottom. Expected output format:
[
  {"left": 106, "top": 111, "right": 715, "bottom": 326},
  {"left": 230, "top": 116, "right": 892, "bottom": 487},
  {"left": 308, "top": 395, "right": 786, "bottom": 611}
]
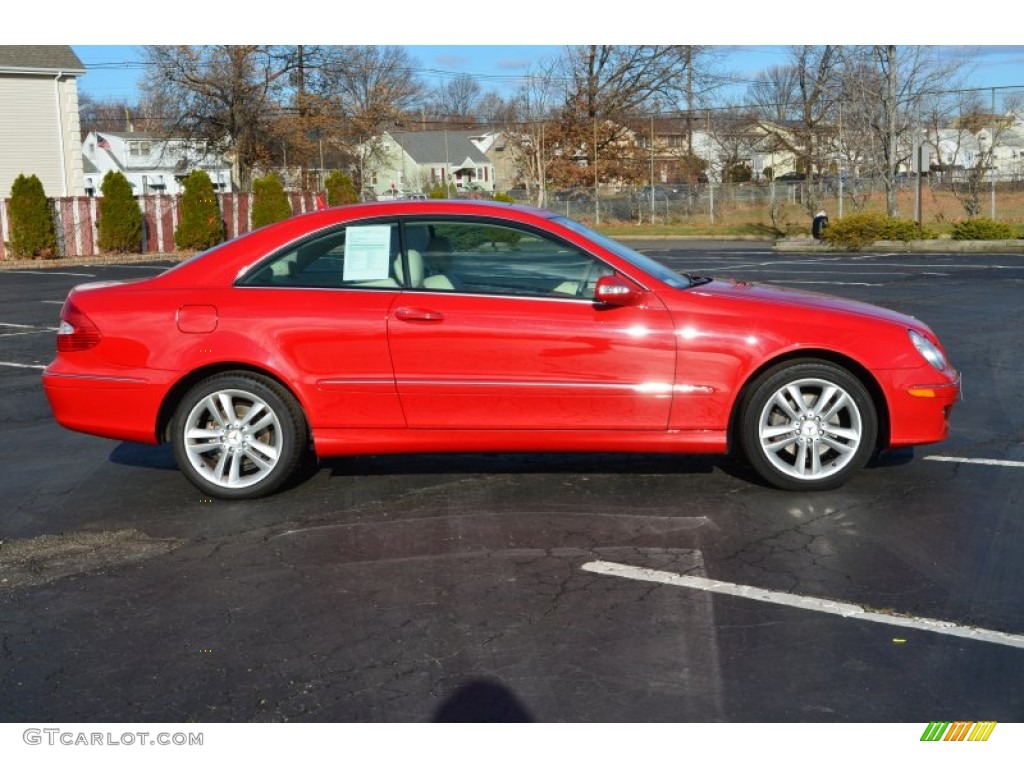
[{"left": 1, "top": 244, "right": 1022, "bottom": 723}]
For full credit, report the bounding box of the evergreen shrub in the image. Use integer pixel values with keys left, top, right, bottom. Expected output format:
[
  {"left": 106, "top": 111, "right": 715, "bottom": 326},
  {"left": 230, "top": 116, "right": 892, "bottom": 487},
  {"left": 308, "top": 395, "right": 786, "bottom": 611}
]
[
  {"left": 174, "top": 171, "right": 223, "bottom": 251},
  {"left": 8, "top": 174, "right": 57, "bottom": 259},
  {"left": 950, "top": 218, "right": 1017, "bottom": 240},
  {"left": 251, "top": 174, "right": 292, "bottom": 229},
  {"left": 97, "top": 171, "right": 143, "bottom": 253},
  {"left": 324, "top": 172, "right": 358, "bottom": 206},
  {"left": 823, "top": 212, "right": 934, "bottom": 249}
]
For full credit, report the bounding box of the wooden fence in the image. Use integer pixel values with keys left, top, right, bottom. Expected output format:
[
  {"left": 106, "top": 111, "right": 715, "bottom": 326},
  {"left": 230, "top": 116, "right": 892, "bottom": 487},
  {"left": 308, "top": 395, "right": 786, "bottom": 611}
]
[{"left": 0, "top": 192, "right": 320, "bottom": 260}]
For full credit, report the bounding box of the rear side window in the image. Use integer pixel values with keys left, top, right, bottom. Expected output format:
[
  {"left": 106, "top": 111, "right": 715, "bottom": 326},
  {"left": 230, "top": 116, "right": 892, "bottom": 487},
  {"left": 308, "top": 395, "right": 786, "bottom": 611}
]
[{"left": 239, "top": 223, "right": 401, "bottom": 289}]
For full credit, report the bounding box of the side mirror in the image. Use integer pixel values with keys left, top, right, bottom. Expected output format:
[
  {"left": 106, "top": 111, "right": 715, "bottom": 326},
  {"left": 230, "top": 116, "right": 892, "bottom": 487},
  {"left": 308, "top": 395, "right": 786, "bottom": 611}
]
[{"left": 594, "top": 275, "right": 642, "bottom": 306}]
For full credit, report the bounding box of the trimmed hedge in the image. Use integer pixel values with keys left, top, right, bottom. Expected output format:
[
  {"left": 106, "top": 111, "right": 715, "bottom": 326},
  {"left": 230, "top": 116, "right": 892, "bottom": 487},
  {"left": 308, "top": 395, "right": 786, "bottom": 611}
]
[
  {"left": 97, "top": 171, "right": 143, "bottom": 253},
  {"left": 324, "top": 171, "right": 358, "bottom": 206},
  {"left": 822, "top": 212, "right": 936, "bottom": 249},
  {"left": 950, "top": 218, "right": 1017, "bottom": 240},
  {"left": 8, "top": 174, "right": 57, "bottom": 259},
  {"left": 174, "top": 171, "right": 223, "bottom": 251},
  {"left": 251, "top": 174, "right": 292, "bottom": 229}
]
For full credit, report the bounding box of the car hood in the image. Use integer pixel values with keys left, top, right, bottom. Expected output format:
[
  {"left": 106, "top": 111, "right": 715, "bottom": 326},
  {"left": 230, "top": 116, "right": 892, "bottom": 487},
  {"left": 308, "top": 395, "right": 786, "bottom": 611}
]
[{"left": 689, "top": 278, "right": 924, "bottom": 329}]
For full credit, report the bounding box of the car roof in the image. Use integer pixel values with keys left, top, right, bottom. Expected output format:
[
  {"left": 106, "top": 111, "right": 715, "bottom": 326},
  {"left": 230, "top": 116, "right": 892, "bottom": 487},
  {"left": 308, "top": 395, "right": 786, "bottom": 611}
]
[{"left": 158, "top": 199, "right": 567, "bottom": 286}]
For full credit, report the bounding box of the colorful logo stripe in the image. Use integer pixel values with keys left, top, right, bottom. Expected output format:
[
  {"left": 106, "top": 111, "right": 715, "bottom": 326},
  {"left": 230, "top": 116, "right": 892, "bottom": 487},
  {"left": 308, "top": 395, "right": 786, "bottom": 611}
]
[{"left": 921, "top": 722, "right": 997, "bottom": 741}]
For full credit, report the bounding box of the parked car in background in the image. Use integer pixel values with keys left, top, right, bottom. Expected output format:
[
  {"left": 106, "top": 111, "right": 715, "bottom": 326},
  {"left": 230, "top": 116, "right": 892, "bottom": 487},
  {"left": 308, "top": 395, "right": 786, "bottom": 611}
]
[
  {"left": 553, "top": 187, "right": 595, "bottom": 202},
  {"left": 634, "top": 185, "right": 688, "bottom": 201},
  {"left": 634, "top": 185, "right": 670, "bottom": 201},
  {"left": 44, "top": 200, "right": 960, "bottom": 499}
]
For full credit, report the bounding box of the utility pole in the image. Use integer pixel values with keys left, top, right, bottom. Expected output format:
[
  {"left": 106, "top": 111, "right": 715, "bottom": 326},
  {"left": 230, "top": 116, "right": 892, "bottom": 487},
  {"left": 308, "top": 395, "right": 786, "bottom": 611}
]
[
  {"left": 685, "top": 47, "right": 694, "bottom": 176},
  {"left": 296, "top": 44, "right": 306, "bottom": 191},
  {"left": 594, "top": 117, "right": 600, "bottom": 225},
  {"left": 707, "top": 108, "right": 714, "bottom": 225},
  {"left": 991, "top": 87, "right": 997, "bottom": 219},
  {"left": 650, "top": 109, "right": 656, "bottom": 221}
]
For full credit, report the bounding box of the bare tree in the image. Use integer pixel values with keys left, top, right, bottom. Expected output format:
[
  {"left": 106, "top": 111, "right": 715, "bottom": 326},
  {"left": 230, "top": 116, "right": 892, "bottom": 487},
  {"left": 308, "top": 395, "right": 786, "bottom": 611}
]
[
  {"left": 548, "top": 45, "right": 698, "bottom": 187},
  {"left": 745, "top": 46, "right": 842, "bottom": 215},
  {"left": 842, "top": 45, "right": 967, "bottom": 216},
  {"left": 311, "top": 46, "right": 426, "bottom": 191},
  {"left": 78, "top": 93, "right": 143, "bottom": 136},
  {"left": 426, "top": 74, "right": 483, "bottom": 125},
  {"left": 708, "top": 110, "right": 763, "bottom": 182},
  {"left": 502, "top": 62, "right": 561, "bottom": 205},
  {"left": 141, "top": 45, "right": 297, "bottom": 190},
  {"left": 922, "top": 93, "right": 1022, "bottom": 219}
]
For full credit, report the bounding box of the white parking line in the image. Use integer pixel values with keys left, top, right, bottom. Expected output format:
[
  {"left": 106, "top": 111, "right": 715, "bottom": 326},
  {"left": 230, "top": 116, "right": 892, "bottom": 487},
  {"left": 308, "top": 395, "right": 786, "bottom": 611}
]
[
  {"left": 776, "top": 280, "right": 883, "bottom": 287},
  {"left": 581, "top": 560, "right": 1024, "bottom": 650},
  {"left": 925, "top": 455, "right": 1024, "bottom": 469},
  {"left": 0, "top": 330, "right": 55, "bottom": 337},
  {"left": 2, "top": 270, "right": 96, "bottom": 277},
  {"left": 0, "top": 361, "right": 46, "bottom": 370}
]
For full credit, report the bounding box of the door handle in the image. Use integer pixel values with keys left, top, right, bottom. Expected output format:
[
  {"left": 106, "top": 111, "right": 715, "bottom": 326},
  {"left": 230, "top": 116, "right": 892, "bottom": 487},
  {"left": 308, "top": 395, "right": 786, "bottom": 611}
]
[{"left": 394, "top": 307, "right": 445, "bottom": 323}]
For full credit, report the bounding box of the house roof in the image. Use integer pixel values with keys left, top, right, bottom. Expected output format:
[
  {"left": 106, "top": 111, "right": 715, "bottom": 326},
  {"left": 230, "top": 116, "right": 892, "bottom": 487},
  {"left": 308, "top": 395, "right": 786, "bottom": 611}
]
[
  {"left": 392, "top": 131, "right": 491, "bottom": 166},
  {"left": 97, "top": 131, "right": 168, "bottom": 141},
  {"left": 0, "top": 46, "right": 85, "bottom": 74}
]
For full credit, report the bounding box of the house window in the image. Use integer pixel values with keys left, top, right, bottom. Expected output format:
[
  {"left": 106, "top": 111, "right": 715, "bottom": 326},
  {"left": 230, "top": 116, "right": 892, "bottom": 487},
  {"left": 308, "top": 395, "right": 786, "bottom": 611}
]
[{"left": 129, "top": 141, "right": 151, "bottom": 157}]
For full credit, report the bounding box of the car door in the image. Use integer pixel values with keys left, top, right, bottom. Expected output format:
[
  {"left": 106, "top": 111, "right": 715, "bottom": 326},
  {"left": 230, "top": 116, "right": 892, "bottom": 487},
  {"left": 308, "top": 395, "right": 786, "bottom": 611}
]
[
  {"left": 235, "top": 220, "right": 405, "bottom": 429},
  {"left": 386, "top": 218, "right": 677, "bottom": 430}
]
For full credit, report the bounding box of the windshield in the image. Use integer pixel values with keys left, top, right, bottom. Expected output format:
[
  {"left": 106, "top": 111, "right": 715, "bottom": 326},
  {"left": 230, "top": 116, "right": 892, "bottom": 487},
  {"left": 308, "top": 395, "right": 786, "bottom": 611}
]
[{"left": 555, "top": 216, "right": 693, "bottom": 289}]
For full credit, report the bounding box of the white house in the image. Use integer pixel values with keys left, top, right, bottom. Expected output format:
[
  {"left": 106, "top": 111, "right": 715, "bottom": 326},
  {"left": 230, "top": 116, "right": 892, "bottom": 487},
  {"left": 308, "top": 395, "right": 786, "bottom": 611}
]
[
  {"left": 0, "top": 45, "right": 86, "bottom": 197},
  {"left": 81, "top": 131, "right": 234, "bottom": 196}
]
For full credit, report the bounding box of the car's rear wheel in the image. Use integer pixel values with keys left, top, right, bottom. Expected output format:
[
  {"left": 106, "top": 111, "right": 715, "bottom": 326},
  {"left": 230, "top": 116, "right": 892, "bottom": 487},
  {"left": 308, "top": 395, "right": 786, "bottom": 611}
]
[
  {"left": 171, "top": 372, "right": 308, "bottom": 499},
  {"left": 739, "top": 361, "right": 877, "bottom": 491}
]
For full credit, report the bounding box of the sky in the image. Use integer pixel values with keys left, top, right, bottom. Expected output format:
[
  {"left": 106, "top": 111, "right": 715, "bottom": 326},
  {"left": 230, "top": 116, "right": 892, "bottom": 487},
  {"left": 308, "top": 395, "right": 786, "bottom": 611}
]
[
  {"left": 68, "top": 44, "right": 1024, "bottom": 107},
  {"left": 70, "top": 44, "right": 1024, "bottom": 109},
  {"left": 9, "top": 1, "right": 1024, "bottom": 104}
]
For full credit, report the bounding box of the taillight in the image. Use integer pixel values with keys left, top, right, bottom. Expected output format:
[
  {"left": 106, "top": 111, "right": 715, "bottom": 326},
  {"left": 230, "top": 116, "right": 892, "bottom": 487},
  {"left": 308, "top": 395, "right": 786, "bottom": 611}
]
[{"left": 57, "top": 301, "right": 102, "bottom": 351}]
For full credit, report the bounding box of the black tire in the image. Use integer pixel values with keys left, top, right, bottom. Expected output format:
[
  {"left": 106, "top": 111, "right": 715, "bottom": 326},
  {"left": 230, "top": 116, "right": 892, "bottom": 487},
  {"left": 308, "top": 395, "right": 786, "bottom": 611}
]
[
  {"left": 171, "top": 372, "right": 308, "bottom": 499},
  {"left": 739, "top": 361, "right": 878, "bottom": 491}
]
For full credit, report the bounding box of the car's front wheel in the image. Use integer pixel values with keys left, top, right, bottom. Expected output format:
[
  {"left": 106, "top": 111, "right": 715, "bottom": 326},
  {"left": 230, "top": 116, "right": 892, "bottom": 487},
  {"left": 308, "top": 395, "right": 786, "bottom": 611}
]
[
  {"left": 171, "top": 372, "right": 308, "bottom": 499},
  {"left": 739, "top": 361, "right": 878, "bottom": 491}
]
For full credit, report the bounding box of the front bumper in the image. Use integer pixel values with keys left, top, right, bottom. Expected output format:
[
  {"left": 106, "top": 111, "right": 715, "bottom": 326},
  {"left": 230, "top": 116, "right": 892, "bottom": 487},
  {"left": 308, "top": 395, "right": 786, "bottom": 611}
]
[{"left": 885, "top": 368, "right": 961, "bottom": 448}]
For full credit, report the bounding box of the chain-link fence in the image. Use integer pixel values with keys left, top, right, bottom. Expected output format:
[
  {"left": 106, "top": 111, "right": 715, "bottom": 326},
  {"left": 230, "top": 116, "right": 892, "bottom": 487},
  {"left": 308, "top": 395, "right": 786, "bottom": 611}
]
[{"left": 537, "top": 178, "right": 1024, "bottom": 233}]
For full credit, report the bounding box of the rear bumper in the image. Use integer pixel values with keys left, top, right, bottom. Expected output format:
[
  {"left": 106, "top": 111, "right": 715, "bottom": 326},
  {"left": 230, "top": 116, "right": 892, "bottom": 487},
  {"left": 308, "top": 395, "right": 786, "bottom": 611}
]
[{"left": 42, "top": 367, "right": 167, "bottom": 444}]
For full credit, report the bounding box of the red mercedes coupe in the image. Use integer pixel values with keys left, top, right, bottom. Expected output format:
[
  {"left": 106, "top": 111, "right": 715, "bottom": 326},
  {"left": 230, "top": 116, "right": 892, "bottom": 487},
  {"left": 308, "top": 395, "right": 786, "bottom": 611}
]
[{"left": 43, "top": 200, "right": 961, "bottom": 498}]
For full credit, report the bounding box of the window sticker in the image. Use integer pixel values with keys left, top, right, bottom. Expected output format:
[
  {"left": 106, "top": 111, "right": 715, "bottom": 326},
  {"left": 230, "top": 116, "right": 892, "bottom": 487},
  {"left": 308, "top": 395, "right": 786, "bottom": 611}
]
[{"left": 343, "top": 225, "right": 392, "bottom": 281}]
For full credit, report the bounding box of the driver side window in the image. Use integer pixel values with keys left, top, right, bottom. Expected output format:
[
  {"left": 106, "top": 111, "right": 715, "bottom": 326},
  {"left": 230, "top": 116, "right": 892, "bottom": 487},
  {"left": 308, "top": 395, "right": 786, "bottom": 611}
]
[{"left": 404, "top": 219, "right": 613, "bottom": 299}]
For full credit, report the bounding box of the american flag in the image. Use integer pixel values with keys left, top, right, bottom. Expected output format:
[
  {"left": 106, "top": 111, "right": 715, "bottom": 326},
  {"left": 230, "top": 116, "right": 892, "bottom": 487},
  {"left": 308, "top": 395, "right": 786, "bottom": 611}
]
[{"left": 97, "top": 134, "right": 110, "bottom": 150}]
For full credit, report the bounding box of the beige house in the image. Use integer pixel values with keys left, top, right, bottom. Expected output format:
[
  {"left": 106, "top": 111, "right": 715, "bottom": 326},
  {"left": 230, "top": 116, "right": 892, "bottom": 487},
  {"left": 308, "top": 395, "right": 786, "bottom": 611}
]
[
  {"left": 0, "top": 46, "right": 86, "bottom": 197},
  {"left": 368, "top": 130, "right": 496, "bottom": 197}
]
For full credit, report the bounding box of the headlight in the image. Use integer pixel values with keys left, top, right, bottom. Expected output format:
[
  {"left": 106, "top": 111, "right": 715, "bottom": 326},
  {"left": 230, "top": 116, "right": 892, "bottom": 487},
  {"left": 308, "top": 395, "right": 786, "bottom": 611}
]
[{"left": 909, "top": 330, "right": 948, "bottom": 372}]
